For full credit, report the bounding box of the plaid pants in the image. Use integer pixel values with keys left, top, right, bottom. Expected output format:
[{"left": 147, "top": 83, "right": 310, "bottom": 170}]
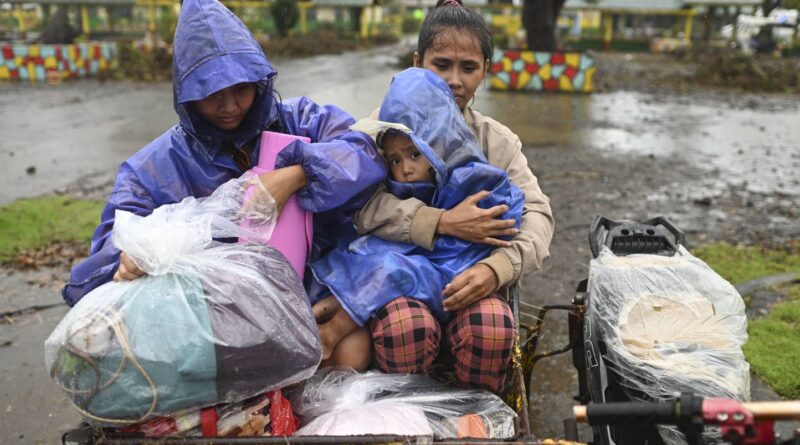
[{"left": 369, "top": 296, "right": 515, "bottom": 393}]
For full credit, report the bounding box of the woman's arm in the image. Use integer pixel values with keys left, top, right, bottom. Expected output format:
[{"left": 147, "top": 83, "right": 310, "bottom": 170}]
[
  {"left": 274, "top": 97, "right": 385, "bottom": 213},
  {"left": 479, "top": 140, "right": 553, "bottom": 285},
  {"left": 354, "top": 186, "right": 516, "bottom": 250},
  {"left": 443, "top": 140, "right": 554, "bottom": 312},
  {"left": 62, "top": 162, "right": 158, "bottom": 306},
  {"left": 354, "top": 183, "right": 442, "bottom": 250},
  {"left": 355, "top": 135, "right": 553, "bottom": 310}
]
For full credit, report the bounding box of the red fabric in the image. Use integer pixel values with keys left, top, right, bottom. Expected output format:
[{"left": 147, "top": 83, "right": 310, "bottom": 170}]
[
  {"left": 551, "top": 53, "right": 565, "bottom": 65},
  {"left": 1, "top": 45, "right": 12, "bottom": 60},
  {"left": 525, "top": 63, "right": 539, "bottom": 74},
  {"left": 200, "top": 407, "right": 219, "bottom": 437},
  {"left": 119, "top": 416, "right": 179, "bottom": 436},
  {"left": 268, "top": 390, "right": 299, "bottom": 435}
]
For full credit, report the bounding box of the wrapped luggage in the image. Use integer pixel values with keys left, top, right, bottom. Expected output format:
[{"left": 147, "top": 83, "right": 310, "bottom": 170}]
[
  {"left": 45, "top": 174, "right": 322, "bottom": 425},
  {"left": 586, "top": 245, "right": 750, "bottom": 444},
  {"left": 290, "top": 368, "right": 517, "bottom": 439}
]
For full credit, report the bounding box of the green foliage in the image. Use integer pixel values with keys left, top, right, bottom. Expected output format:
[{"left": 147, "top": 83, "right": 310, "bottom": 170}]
[
  {"left": 158, "top": 11, "right": 178, "bottom": 45},
  {"left": 744, "top": 291, "right": 800, "bottom": 399},
  {"left": 692, "top": 242, "right": 800, "bottom": 285},
  {"left": 262, "top": 25, "right": 396, "bottom": 59},
  {"left": 679, "top": 47, "right": 800, "bottom": 93},
  {"left": 245, "top": 16, "right": 275, "bottom": 34},
  {"left": 271, "top": 0, "right": 300, "bottom": 38},
  {"left": 694, "top": 242, "right": 800, "bottom": 399},
  {"left": 108, "top": 41, "right": 172, "bottom": 81},
  {"left": 0, "top": 195, "right": 103, "bottom": 262},
  {"left": 401, "top": 15, "right": 422, "bottom": 34}
]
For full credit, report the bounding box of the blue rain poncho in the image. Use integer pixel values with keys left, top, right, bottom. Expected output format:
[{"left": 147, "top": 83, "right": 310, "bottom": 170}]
[
  {"left": 62, "top": 0, "right": 385, "bottom": 306},
  {"left": 311, "top": 68, "right": 524, "bottom": 325}
]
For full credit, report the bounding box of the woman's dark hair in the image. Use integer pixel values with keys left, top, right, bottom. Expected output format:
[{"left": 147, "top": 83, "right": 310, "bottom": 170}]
[{"left": 417, "top": 0, "right": 493, "bottom": 63}]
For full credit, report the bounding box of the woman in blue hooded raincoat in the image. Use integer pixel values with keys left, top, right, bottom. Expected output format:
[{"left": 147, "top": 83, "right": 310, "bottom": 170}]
[
  {"left": 62, "top": 0, "right": 385, "bottom": 305},
  {"left": 310, "top": 68, "right": 523, "bottom": 375}
]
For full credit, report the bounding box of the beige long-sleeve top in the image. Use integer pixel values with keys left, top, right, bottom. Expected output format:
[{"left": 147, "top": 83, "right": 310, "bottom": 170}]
[{"left": 354, "top": 107, "right": 554, "bottom": 287}]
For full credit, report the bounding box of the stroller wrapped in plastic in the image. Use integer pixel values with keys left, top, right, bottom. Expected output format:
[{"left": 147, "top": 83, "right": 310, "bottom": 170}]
[
  {"left": 45, "top": 175, "right": 322, "bottom": 426},
  {"left": 570, "top": 216, "right": 750, "bottom": 445}
]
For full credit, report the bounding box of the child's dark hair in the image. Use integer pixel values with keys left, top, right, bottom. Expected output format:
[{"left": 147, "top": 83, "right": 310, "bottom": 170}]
[{"left": 417, "top": 0, "right": 493, "bottom": 63}]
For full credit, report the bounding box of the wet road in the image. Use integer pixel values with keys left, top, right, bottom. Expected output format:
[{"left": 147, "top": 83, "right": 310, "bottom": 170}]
[
  {"left": 0, "top": 44, "right": 402, "bottom": 206},
  {"left": 2, "top": 42, "right": 799, "bottom": 205},
  {"left": 1, "top": 43, "right": 800, "bottom": 444}
]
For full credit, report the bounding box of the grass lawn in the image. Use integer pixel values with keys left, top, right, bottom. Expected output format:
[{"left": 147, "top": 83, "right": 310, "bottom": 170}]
[
  {"left": 0, "top": 195, "right": 104, "bottom": 262},
  {"left": 694, "top": 242, "right": 800, "bottom": 399}
]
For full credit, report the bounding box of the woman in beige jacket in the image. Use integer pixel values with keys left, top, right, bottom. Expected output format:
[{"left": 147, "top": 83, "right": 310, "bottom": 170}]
[{"left": 319, "top": 0, "right": 553, "bottom": 393}]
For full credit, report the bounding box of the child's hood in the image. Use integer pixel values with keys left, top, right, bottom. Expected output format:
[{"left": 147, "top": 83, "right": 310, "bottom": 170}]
[
  {"left": 171, "top": 0, "right": 279, "bottom": 144},
  {"left": 358, "top": 68, "right": 486, "bottom": 201}
]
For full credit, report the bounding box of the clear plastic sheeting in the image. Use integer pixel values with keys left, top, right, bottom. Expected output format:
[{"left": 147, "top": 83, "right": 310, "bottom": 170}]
[
  {"left": 45, "top": 174, "right": 322, "bottom": 426},
  {"left": 587, "top": 246, "right": 750, "bottom": 443},
  {"left": 290, "top": 369, "right": 517, "bottom": 439}
]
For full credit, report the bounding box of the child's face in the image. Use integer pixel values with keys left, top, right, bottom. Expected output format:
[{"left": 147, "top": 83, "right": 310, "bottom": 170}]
[
  {"left": 383, "top": 133, "right": 433, "bottom": 183},
  {"left": 414, "top": 29, "right": 487, "bottom": 111},
  {"left": 193, "top": 82, "right": 257, "bottom": 131}
]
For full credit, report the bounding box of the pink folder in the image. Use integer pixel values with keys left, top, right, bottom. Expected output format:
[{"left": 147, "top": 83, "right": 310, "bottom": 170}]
[{"left": 240, "top": 131, "right": 314, "bottom": 279}]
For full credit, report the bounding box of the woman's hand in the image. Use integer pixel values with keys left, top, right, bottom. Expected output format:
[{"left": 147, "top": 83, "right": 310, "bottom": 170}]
[
  {"left": 258, "top": 165, "right": 307, "bottom": 213},
  {"left": 442, "top": 264, "right": 498, "bottom": 312},
  {"left": 437, "top": 191, "right": 518, "bottom": 247},
  {"left": 113, "top": 252, "right": 146, "bottom": 281}
]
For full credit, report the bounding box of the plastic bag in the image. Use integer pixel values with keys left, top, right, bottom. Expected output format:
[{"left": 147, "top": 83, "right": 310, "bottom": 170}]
[
  {"left": 290, "top": 369, "right": 516, "bottom": 439},
  {"left": 587, "top": 246, "right": 750, "bottom": 443},
  {"left": 46, "top": 174, "right": 322, "bottom": 426}
]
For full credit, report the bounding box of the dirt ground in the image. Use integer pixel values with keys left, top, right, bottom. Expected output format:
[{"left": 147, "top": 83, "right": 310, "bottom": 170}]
[
  {"left": 594, "top": 49, "right": 800, "bottom": 95},
  {"left": 521, "top": 138, "right": 799, "bottom": 439},
  {"left": 1, "top": 47, "right": 799, "bottom": 443}
]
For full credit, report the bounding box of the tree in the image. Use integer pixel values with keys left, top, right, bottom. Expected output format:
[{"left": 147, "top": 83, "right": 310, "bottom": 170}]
[
  {"left": 271, "top": 0, "right": 299, "bottom": 38},
  {"left": 522, "top": 0, "right": 567, "bottom": 52},
  {"left": 40, "top": 6, "right": 80, "bottom": 44}
]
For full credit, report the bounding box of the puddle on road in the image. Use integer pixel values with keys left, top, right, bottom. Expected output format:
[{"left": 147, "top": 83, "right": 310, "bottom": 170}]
[{"left": 475, "top": 90, "right": 800, "bottom": 197}]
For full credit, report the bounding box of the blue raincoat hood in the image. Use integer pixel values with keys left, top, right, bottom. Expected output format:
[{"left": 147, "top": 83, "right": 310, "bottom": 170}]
[
  {"left": 378, "top": 68, "right": 486, "bottom": 204},
  {"left": 173, "top": 0, "right": 279, "bottom": 145},
  {"left": 312, "top": 68, "right": 524, "bottom": 325}
]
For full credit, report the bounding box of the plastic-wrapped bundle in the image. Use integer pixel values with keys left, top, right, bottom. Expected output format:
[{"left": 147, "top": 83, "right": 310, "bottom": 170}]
[
  {"left": 46, "top": 174, "right": 322, "bottom": 426},
  {"left": 587, "top": 246, "right": 750, "bottom": 443},
  {"left": 118, "top": 390, "right": 299, "bottom": 437},
  {"left": 290, "top": 369, "right": 517, "bottom": 439}
]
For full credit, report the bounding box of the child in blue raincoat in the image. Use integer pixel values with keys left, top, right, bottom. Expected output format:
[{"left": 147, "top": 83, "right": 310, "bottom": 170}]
[
  {"left": 62, "top": 0, "right": 385, "bottom": 305},
  {"left": 311, "top": 68, "right": 524, "bottom": 370}
]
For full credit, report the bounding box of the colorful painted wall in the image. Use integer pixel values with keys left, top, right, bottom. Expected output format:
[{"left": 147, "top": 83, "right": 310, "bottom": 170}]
[
  {"left": 0, "top": 42, "right": 117, "bottom": 83},
  {"left": 490, "top": 50, "right": 596, "bottom": 93}
]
